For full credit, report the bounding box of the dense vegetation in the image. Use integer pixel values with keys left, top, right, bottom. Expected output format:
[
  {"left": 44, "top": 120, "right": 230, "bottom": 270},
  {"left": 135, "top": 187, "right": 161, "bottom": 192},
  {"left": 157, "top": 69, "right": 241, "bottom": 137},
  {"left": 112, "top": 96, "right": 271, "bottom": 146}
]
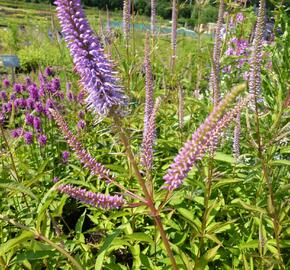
[{"left": 0, "top": 0, "right": 289, "bottom": 269}]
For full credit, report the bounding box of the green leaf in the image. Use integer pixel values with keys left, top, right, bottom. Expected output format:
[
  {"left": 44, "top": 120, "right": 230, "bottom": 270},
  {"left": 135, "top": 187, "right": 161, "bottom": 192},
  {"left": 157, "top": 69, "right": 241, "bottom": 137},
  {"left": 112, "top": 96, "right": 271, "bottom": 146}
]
[
  {"left": 176, "top": 208, "right": 201, "bottom": 231},
  {"left": 0, "top": 231, "right": 34, "bottom": 256},
  {"left": 125, "top": 233, "right": 154, "bottom": 244},
  {"left": 269, "top": 160, "right": 290, "bottom": 166},
  {"left": 213, "top": 152, "right": 234, "bottom": 164},
  {"left": 95, "top": 230, "right": 121, "bottom": 270},
  {"left": 0, "top": 181, "right": 37, "bottom": 200},
  {"left": 212, "top": 178, "right": 243, "bottom": 190},
  {"left": 203, "top": 245, "right": 220, "bottom": 262},
  {"left": 231, "top": 199, "right": 267, "bottom": 214},
  {"left": 75, "top": 210, "right": 86, "bottom": 241},
  {"left": 239, "top": 240, "right": 259, "bottom": 249}
]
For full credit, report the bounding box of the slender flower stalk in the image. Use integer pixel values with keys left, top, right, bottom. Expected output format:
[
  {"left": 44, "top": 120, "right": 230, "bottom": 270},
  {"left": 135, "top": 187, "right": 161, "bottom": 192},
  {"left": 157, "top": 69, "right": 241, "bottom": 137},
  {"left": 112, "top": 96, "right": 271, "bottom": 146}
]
[
  {"left": 55, "top": 0, "right": 127, "bottom": 116},
  {"left": 233, "top": 112, "right": 241, "bottom": 160},
  {"left": 143, "top": 33, "right": 154, "bottom": 138},
  {"left": 57, "top": 184, "right": 125, "bottom": 209},
  {"left": 50, "top": 109, "right": 144, "bottom": 202},
  {"left": 249, "top": 0, "right": 265, "bottom": 97},
  {"left": 171, "top": 0, "right": 177, "bottom": 71},
  {"left": 163, "top": 83, "right": 247, "bottom": 190},
  {"left": 123, "top": 0, "right": 130, "bottom": 42},
  {"left": 151, "top": 0, "right": 156, "bottom": 34},
  {"left": 210, "top": 0, "right": 224, "bottom": 107},
  {"left": 141, "top": 97, "right": 161, "bottom": 171},
  {"left": 50, "top": 109, "right": 112, "bottom": 180},
  {"left": 106, "top": 7, "right": 111, "bottom": 32},
  {"left": 178, "top": 84, "right": 184, "bottom": 129}
]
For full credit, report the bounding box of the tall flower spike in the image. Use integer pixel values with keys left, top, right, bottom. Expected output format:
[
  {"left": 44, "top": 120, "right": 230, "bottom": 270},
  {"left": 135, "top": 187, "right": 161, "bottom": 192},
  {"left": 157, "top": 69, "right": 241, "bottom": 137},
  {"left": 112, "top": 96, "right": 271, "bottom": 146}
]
[
  {"left": 57, "top": 184, "right": 125, "bottom": 209},
  {"left": 141, "top": 97, "right": 161, "bottom": 171},
  {"left": 233, "top": 112, "right": 241, "bottom": 160},
  {"left": 143, "top": 33, "right": 154, "bottom": 137},
  {"left": 163, "top": 83, "right": 247, "bottom": 190},
  {"left": 171, "top": 0, "right": 178, "bottom": 71},
  {"left": 151, "top": 0, "right": 156, "bottom": 33},
  {"left": 55, "top": 0, "right": 127, "bottom": 116},
  {"left": 249, "top": 0, "right": 265, "bottom": 97},
  {"left": 50, "top": 109, "right": 113, "bottom": 181},
  {"left": 123, "top": 0, "right": 130, "bottom": 42},
  {"left": 210, "top": 0, "right": 224, "bottom": 107}
]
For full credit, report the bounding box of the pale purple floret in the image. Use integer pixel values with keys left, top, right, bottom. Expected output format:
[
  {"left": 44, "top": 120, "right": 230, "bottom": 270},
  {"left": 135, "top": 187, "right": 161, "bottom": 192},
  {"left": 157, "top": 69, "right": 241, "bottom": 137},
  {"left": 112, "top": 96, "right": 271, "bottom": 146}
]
[
  {"left": 55, "top": 0, "right": 127, "bottom": 116},
  {"left": 38, "top": 134, "right": 47, "bottom": 146},
  {"left": 57, "top": 184, "right": 125, "bottom": 209},
  {"left": 236, "top": 12, "right": 244, "bottom": 24},
  {"left": 53, "top": 177, "right": 60, "bottom": 183}
]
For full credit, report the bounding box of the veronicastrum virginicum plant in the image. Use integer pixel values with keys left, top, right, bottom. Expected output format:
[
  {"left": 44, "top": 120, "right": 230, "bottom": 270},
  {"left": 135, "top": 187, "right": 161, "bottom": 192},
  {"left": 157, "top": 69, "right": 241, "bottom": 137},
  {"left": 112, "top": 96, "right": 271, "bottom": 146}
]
[
  {"left": 0, "top": 0, "right": 288, "bottom": 269},
  {"left": 49, "top": 0, "right": 254, "bottom": 269}
]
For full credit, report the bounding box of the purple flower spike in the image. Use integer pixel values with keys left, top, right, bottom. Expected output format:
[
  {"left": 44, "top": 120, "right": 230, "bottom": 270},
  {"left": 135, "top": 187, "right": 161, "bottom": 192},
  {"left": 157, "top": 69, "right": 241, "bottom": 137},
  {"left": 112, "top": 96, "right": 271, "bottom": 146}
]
[
  {"left": 28, "top": 84, "right": 39, "bottom": 101},
  {"left": 3, "top": 79, "right": 10, "bottom": 88},
  {"left": 57, "top": 184, "right": 125, "bottom": 209},
  {"left": 44, "top": 66, "right": 54, "bottom": 77},
  {"left": 33, "top": 116, "right": 42, "bottom": 132},
  {"left": 78, "top": 110, "right": 85, "bottom": 119},
  {"left": 52, "top": 78, "right": 61, "bottom": 92},
  {"left": 77, "top": 119, "right": 86, "bottom": 130},
  {"left": 51, "top": 109, "right": 113, "bottom": 181},
  {"left": 55, "top": 0, "right": 128, "bottom": 116},
  {"left": 0, "top": 91, "right": 8, "bottom": 101},
  {"left": 11, "top": 128, "right": 23, "bottom": 138},
  {"left": 13, "top": 83, "right": 22, "bottom": 94},
  {"left": 25, "top": 113, "right": 34, "bottom": 125},
  {"left": 141, "top": 98, "right": 161, "bottom": 171},
  {"left": 23, "top": 131, "right": 33, "bottom": 145},
  {"left": 62, "top": 151, "right": 70, "bottom": 164},
  {"left": 38, "top": 134, "right": 47, "bottom": 146},
  {"left": 163, "top": 84, "right": 248, "bottom": 190}
]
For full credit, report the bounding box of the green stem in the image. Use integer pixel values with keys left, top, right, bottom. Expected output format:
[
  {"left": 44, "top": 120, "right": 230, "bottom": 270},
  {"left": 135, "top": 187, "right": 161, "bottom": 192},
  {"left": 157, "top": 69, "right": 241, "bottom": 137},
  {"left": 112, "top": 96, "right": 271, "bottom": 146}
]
[
  {"left": 112, "top": 114, "right": 178, "bottom": 270},
  {"left": 0, "top": 214, "right": 84, "bottom": 270},
  {"left": 253, "top": 96, "right": 285, "bottom": 269}
]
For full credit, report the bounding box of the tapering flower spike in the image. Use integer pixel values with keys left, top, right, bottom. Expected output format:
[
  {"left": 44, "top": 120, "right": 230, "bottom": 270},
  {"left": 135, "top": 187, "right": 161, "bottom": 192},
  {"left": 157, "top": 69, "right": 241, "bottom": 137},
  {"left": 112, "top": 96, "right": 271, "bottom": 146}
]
[
  {"left": 210, "top": 0, "right": 224, "bottom": 107},
  {"left": 55, "top": 0, "right": 127, "bottom": 116},
  {"left": 163, "top": 83, "right": 248, "bottom": 190},
  {"left": 50, "top": 109, "right": 113, "bottom": 181},
  {"left": 57, "top": 184, "right": 125, "bottom": 209},
  {"left": 151, "top": 0, "right": 156, "bottom": 33},
  {"left": 123, "top": 0, "right": 130, "bottom": 42},
  {"left": 141, "top": 97, "right": 161, "bottom": 171},
  {"left": 143, "top": 33, "right": 154, "bottom": 137},
  {"left": 171, "top": 0, "right": 178, "bottom": 71},
  {"left": 249, "top": 0, "right": 265, "bottom": 97},
  {"left": 233, "top": 112, "right": 241, "bottom": 160}
]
